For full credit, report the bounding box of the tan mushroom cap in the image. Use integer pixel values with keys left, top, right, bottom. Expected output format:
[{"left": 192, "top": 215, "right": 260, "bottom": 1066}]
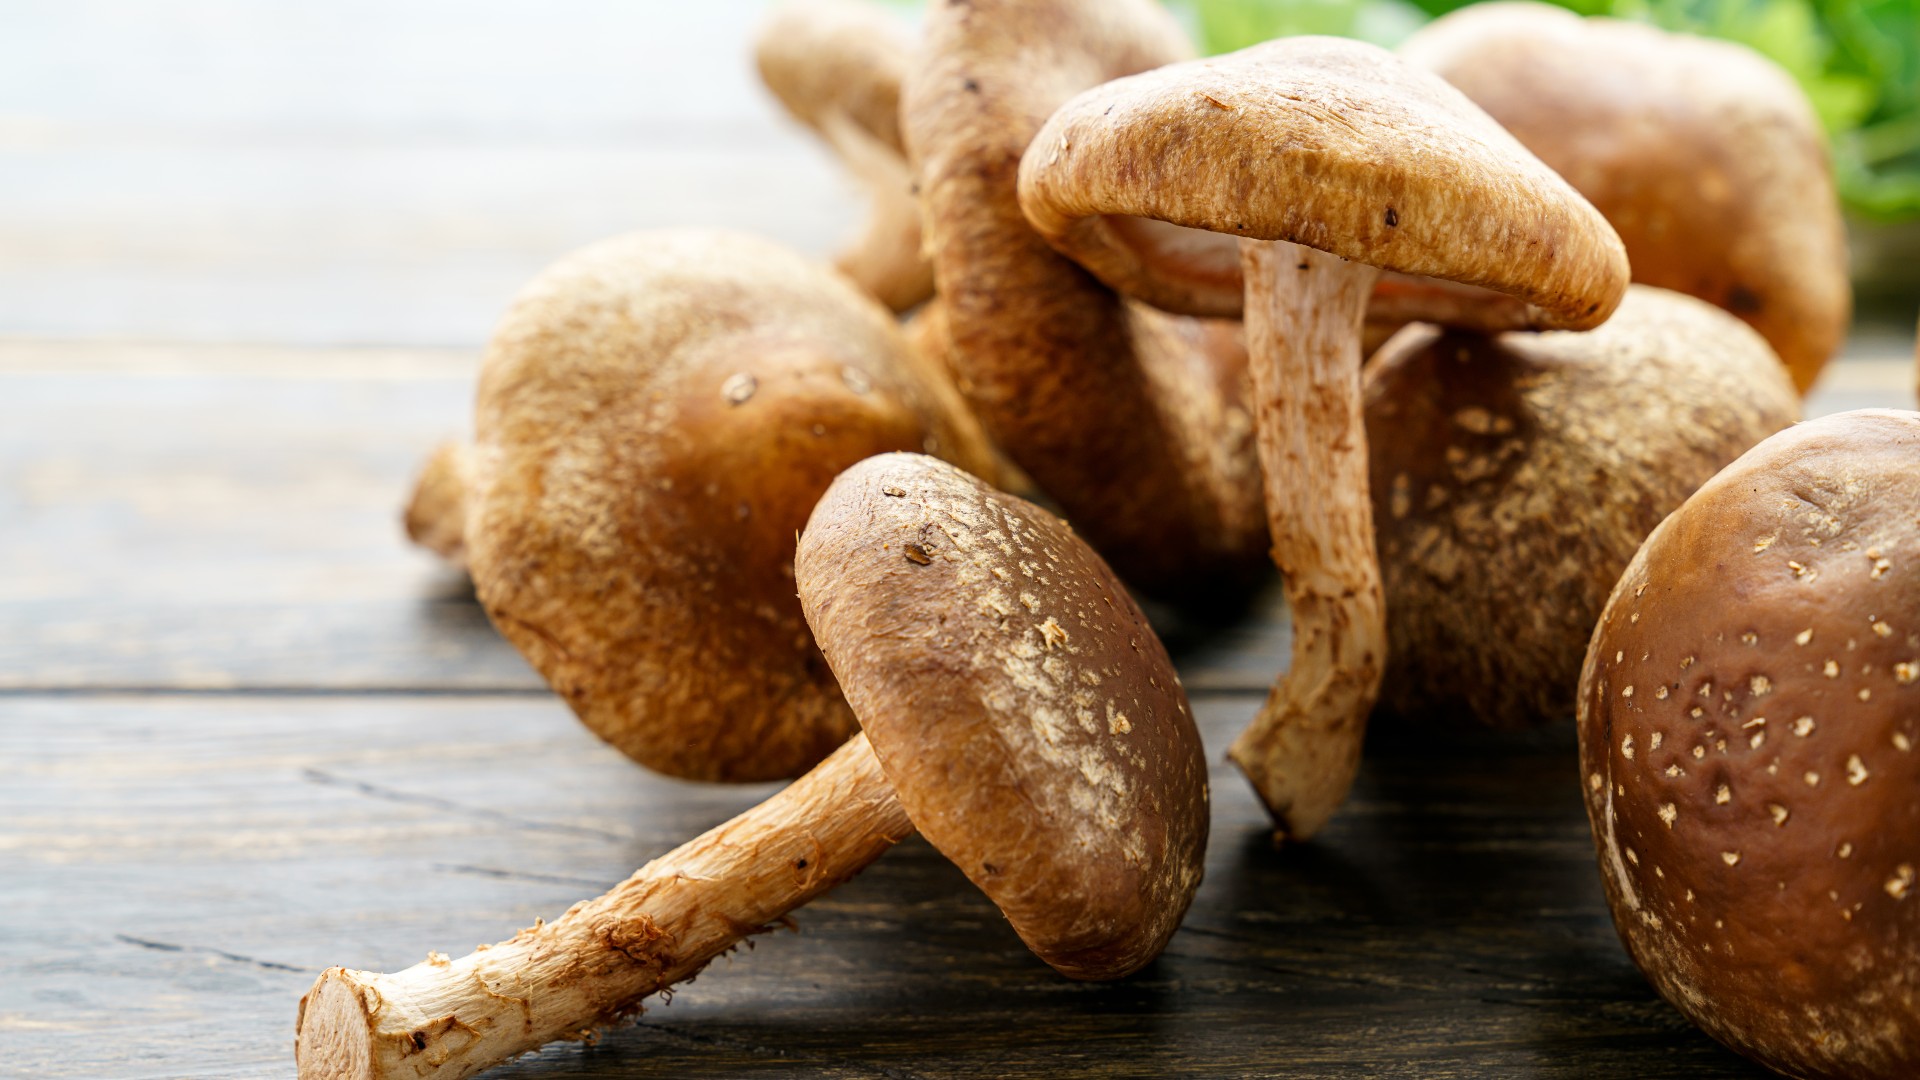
[
  {"left": 798, "top": 453, "right": 1209, "bottom": 979},
  {"left": 1018, "top": 35, "right": 1629, "bottom": 330},
  {"left": 1367, "top": 285, "right": 1799, "bottom": 729},
  {"left": 1579, "top": 409, "right": 1920, "bottom": 1080},
  {"left": 469, "top": 230, "right": 995, "bottom": 782},
  {"left": 1401, "top": 1, "right": 1850, "bottom": 393}
]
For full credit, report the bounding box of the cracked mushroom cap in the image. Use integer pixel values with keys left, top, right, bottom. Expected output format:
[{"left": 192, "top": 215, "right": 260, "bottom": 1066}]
[
  {"left": 1017, "top": 35, "right": 1628, "bottom": 330},
  {"left": 1578, "top": 409, "right": 1920, "bottom": 1079},
  {"left": 797, "top": 453, "right": 1208, "bottom": 980},
  {"left": 1400, "top": 1, "right": 1850, "bottom": 394},
  {"left": 1368, "top": 286, "right": 1799, "bottom": 729},
  {"left": 468, "top": 230, "right": 995, "bottom": 783}
]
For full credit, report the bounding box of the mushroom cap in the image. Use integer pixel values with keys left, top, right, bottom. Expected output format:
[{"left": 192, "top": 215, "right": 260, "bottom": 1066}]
[
  {"left": 797, "top": 453, "right": 1209, "bottom": 980},
  {"left": 1578, "top": 409, "right": 1920, "bottom": 1079},
  {"left": 468, "top": 230, "right": 995, "bottom": 782},
  {"left": 1400, "top": 1, "right": 1850, "bottom": 393},
  {"left": 1017, "top": 35, "right": 1628, "bottom": 330},
  {"left": 1367, "top": 286, "right": 1799, "bottom": 728}
]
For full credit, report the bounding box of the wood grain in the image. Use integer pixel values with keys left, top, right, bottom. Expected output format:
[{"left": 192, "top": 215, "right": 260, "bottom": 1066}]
[{"left": 1, "top": 693, "right": 1771, "bottom": 1079}]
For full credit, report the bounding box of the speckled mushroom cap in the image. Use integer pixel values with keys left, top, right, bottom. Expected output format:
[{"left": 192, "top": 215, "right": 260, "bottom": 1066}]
[
  {"left": 1017, "top": 35, "right": 1628, "bottom": 330},
  {"left": 1401, "top": 2, "right": 1850, "bottom": 394},
  {"left": 1578, "top": 410, "right": 1920, "bottom": 1079},
  {"left": 797, "top": 453, "right": 1209, "bottom": 979},
  {"left": 1367, "top": 286, "right": 1799, "bottom": 729},
  {"left": 901, "top": 0, "right": 1269, "bottom": 601},
  {"left": 468, "top": 230, "right": 996, "bottom": 783}
]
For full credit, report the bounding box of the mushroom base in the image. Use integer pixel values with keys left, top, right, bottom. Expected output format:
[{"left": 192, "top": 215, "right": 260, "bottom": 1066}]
[{"left": 294, "top": 734, "right": 911, "bottom": 1080}]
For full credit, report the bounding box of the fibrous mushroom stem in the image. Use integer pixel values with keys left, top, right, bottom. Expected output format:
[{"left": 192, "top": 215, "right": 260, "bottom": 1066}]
[
  {"left": 1228, "top": 240, "right": 1385, "bottom": 841},
  {"left": 294, "top": 734, "right": 910, "bottom": 1080},
  {"left": 817, "top": 113, "right": 935, "bottom": 313}
]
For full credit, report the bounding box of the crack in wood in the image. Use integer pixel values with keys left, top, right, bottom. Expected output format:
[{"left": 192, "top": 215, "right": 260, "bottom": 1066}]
[
  {"left": 300, "top": 768, "right": 631, "bottom": 843},
  {"left": 432, "top": 863, "right": 617, "bottom": 889},
  {"left": 114, "top": 934, "right": 310, "bottom": 975}
]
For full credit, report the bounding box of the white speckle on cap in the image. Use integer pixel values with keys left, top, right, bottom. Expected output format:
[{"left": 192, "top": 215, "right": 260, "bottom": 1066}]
[
  {"left": 1715, "top": 785, "right": 1731, "bottom": 805},
  {"left": 1796, "top": 629, "right": 1814, "bottom": 645},
  {"left": 1750, "top": 675, "right": 1772, "bottom": 696},
  {"left": 1651, "top": 732, "right": 1664, "bottom": 750},
  {"left": 1659, "top": 803, "right": 1677, "bottom": 827},
  {"left": 1873, "top": 621, "right": 1894, "bottom": 638},
  {"left": 1722, "top": 851, "right": 1742, "bottom": 867},
  {"left": 1768, "top": 803, "right": 1789, "bottom": 825},
  {"left": 1887, "top": 866, "right": 1914, "bottom": 900},
  {"left": 1622, "top": 735, "right": 1635, "bottom": 760},
  {"left": 1838, "top": 842, "right": 1854, "bottom": 859},
  {"left": 1793, "top": 716, "right": 1816, "bottom": 737},
  {"left": 1805, "top": 771, "right": 1822, "bottom": 787},
  {"left": 1846, "top": 755, "right": 1869, "bottom": 785}
]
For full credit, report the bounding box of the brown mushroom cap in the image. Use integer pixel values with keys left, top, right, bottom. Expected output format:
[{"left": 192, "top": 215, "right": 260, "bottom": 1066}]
[
  {"left": 797, "top": 452, "right": 1209, "bottom": 979},
  {"left": 1018, "top": 35, "right": 1628, "bottom": 330},
  {"left": 754, "top": 0, "right": 932, "bottom": 312},
  {"left": 902, "top": 0, "right": 1268, "bottom": 601},
  {"left": 1368, "top": 286, "right": 1800, "bottom": 728},
  {"left": 1400, "top": 1, "right": 1850, "bottom": 393},
  {"left": 1578, "top": 409, "right": 1920, "bottom": 1079},
  {"left": 468, "top": 230, "right": 995, "bottom": 782}
]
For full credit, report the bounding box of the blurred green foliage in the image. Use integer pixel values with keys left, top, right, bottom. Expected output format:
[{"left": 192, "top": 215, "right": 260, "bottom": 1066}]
[{"left": 1172, "top": 0, "right": 1920, "bottom": 220}]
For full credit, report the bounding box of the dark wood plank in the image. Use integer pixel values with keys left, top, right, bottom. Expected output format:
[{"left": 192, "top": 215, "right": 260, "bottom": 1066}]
[{"left": 0, "top": 693, "right": 1768, "bottom": 1079}]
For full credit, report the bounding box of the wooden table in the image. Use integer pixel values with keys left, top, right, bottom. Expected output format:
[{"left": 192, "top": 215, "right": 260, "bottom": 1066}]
[{"left": 3, "top": 4, "right": 1917, "bottom": 1077}]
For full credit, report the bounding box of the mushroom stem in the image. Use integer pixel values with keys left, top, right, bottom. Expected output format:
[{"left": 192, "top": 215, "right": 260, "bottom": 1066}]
[
  {"left": 403, "top": 440, "right": 475, "bottom": 569},
  {"left": 1228, "top": 240, "right": 1385, "bottom": 841},
  {"left": 294, "top": 734, "right": 910, "bottom": 1080}
]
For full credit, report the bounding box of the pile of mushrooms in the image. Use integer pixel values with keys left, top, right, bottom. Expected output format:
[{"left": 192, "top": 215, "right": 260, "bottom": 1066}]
[
  {"left": 1017, "top": 33, "right": 1628, "bottom": 837},
  {"left": 318, "top": 0, "right": 1913, "bottom": 1073}
]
